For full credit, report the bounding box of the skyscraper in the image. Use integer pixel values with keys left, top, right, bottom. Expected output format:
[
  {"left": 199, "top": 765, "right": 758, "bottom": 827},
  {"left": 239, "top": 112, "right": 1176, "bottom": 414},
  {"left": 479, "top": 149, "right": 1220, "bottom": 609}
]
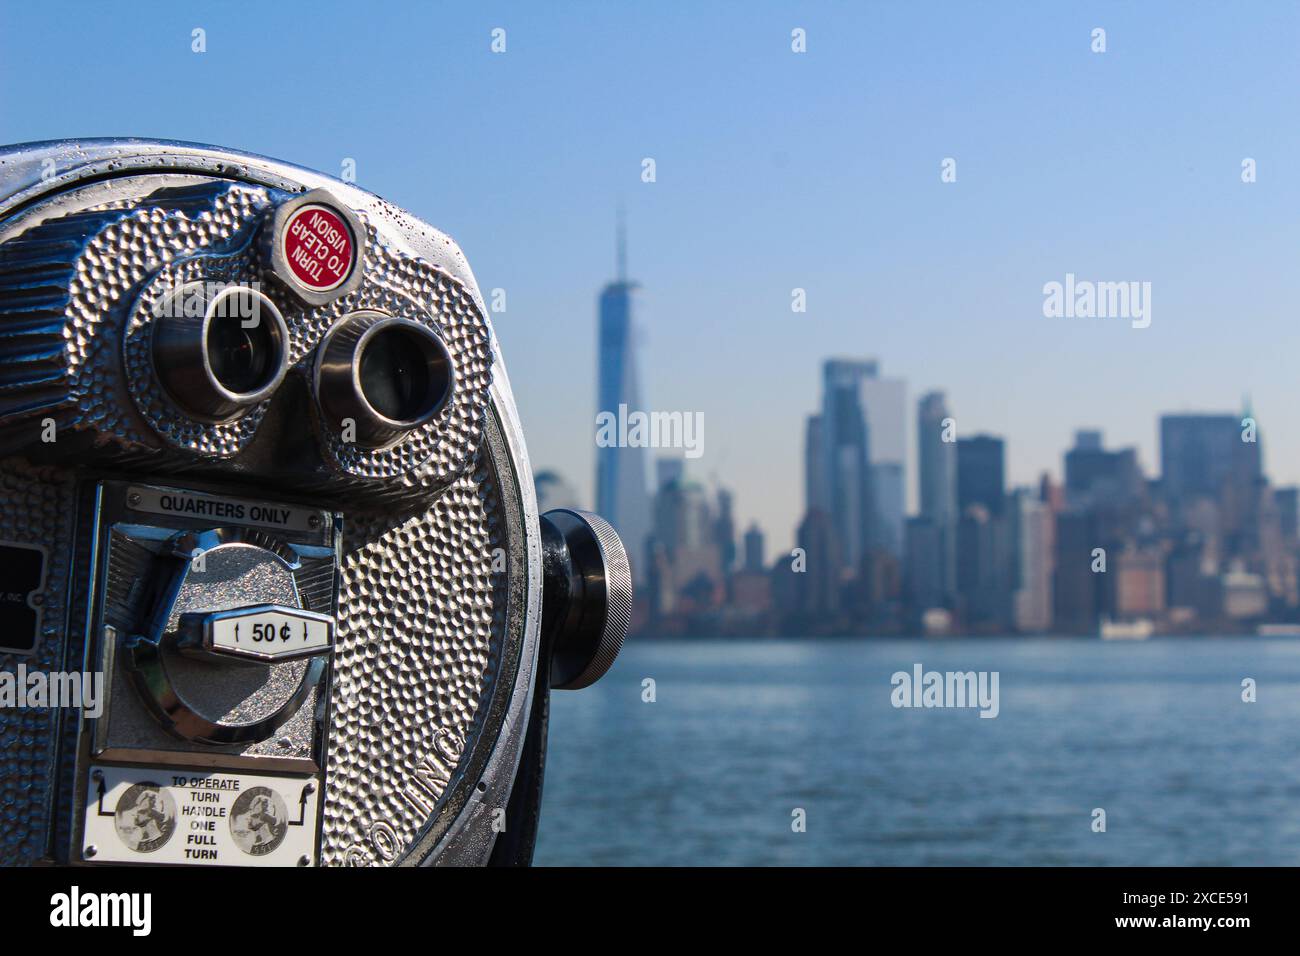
[
  {"left": 715, "top": 488, "right": 736, "bottom": 573},
  {"left": 655, "top": 456, "right": 685, "bottom": 492},
  {"left": 957, "top": 435, "right": 1006, "bottom": 517},
  {"left": 798, "top": 411, "right": 840, "bottom": 611},
  {"left": 819, "top": 359, "right": 874, "bottom": 571},
  {"left": 903, "top": 516, "right": 946, "bottom": 613},
  {"left": 1009, "top": 488, "right": 1053, "bottom": 632},
  {"left": 917, "top": 391, "right": 957, "bottom": 599},
  {"left": 956, "top": 504, "right": 1012, "bottom": 630},
  {"left": 804, "top": 414, "right": 827, "bottom": 514},
  {"left": 956, "top": 434, "right": 1009, "bottom": 630},
  {"left": 595, "top": 216, "right": 651, "bottom": 581},
  {"left": 859, "top": 375, "right": 907, "bottom": 558},
  {"left": 646, "top": 474, "right": 728, "bottom": 619},
  {"left": 1276, "top": 487, "right": 1299, "bottom": 542},
  {"left": 1064, "top": 430, "right": 1144, "bottom": 511},
  {"left": 796, "top": 508, "right": 841, "bottom": 617},
  {"left": 1160, "top": 413, "right": 1258, "bottom": 502},
  {"left": 870, "top": 462, "right": 905, "bottom": 557},
  {"left": 1053, "top": 510, "right": 1100, "bottom": 633},
  {"left": 743, "top": 523, "right": 766, "bottom": 573},
  {"left": 1160, "top": 411, "right": 1263, "bottom": 560},
  {"left": 919, "top": 392, "right": 956, "bottom": 520},
  {"left": 1161, "top": 413, "right": 1223, "bottom": 500}
]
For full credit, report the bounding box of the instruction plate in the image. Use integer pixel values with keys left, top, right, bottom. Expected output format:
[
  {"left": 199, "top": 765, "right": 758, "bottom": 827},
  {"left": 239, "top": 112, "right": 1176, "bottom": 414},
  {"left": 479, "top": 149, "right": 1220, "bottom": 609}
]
[{"left": 83, "top": 765, "right": 320, "bottom": 866}]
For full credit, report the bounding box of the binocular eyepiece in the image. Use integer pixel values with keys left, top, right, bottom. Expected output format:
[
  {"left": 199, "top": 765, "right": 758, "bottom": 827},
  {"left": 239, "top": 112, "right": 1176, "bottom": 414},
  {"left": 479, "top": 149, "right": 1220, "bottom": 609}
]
[
  {"left": 315, "top": 311, "right": 455, "bottom": 449},
  {"left": 150, "top": 198, "right": 456, "bottom": 454},
  {"left": 152, "top": 286, "right": 456, "bottom": 450},
  {"left": 152, "top": 283, "right": 290, "bottom": 422}
]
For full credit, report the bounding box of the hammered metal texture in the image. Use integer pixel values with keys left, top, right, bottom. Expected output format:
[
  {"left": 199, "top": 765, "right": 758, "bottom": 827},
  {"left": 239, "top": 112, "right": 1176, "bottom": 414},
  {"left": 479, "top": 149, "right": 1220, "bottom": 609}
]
[
  {"left": 0, "top": 177, "right": 495, "bottom": 503},
  {"left": 0, "top": 459, "right": 75, "bottom": 865},
  {"left": 0, "top": 170, "right": 516, "bottom": 866},
  {"left": 69, "top": 184, "right": 271, "bottom": 450},
  {"left": 124, "top": 253, "right": 268, "bottom": 455},
  {"left": 322, "top": 450, "right": 508, "bottom": 866},
  {"left": 257, "top": 226, "right": 495, "bottom": 487}
]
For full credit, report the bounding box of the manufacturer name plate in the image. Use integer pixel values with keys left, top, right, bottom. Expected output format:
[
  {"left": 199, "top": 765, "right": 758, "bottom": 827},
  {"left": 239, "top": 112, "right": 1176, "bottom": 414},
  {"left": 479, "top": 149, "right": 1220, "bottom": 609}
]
[
  {"left": 83, "top": 765, "right": 320, "bottom": 867},
  {"left": 0, "top": 541, "right": 46, "bottom": 655},
  {"left": 126, "top": 485, "right": 325, "bottom": 533}
]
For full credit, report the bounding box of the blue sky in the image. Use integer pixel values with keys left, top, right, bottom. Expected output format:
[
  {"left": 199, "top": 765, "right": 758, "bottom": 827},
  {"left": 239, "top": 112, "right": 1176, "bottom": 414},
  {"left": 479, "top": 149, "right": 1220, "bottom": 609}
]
[{"left": 2, "top": 1, "right": 1297, "bottom": 551}]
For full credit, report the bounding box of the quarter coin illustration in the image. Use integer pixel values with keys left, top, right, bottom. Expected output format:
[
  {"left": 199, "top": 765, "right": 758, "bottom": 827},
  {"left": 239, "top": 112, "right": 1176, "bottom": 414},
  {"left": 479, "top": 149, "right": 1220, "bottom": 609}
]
[
  {"left": 229, "top": 786, "right": 288, "bottom": 856},
  {"left": 113, "top": 783, "right": 177, "bottom": 853}
]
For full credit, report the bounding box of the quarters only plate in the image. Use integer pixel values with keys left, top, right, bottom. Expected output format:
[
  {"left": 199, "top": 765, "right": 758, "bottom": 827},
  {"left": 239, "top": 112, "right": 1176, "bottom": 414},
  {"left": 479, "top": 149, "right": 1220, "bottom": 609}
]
[{"left": 82, "top": 765, "right": 320, "bottom": 867}]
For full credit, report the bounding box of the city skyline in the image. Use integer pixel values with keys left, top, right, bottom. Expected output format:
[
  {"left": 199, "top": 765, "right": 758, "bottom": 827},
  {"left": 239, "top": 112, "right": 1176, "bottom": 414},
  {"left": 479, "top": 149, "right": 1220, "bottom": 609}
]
[
  {"left": 2, "top": 3, "right": 1295, "bottom": 552},
  {"left": 628, "top": 379, "right": 1265, "bottom": 540},
  {"left": 630, "top": 362, "right": 1290, "bottom": 637},
  {"left": 577, "top": 214, "right": 1285, "bottom": 561}
]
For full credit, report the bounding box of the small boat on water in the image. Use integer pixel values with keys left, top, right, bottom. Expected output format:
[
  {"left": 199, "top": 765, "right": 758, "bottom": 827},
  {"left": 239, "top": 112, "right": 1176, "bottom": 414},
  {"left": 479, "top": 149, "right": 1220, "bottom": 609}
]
[
  {"left": 1256, "top": 624, "right": 1300, "bottom": 637},
  {"left": 1100, "top": 617, "right": 1153, "bottom": 640}
]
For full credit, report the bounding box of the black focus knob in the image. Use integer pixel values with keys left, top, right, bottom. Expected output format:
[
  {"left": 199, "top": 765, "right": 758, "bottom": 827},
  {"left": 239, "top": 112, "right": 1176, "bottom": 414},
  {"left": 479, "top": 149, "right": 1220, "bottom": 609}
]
[{"left": 540, "top": 509, "right": 632, "bottom": 690}]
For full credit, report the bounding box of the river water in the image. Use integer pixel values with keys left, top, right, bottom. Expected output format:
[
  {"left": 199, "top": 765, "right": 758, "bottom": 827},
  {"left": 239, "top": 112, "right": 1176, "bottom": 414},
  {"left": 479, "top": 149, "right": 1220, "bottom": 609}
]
[{"left": 534, "top": 637, "right": 1300, "bottom": 865}]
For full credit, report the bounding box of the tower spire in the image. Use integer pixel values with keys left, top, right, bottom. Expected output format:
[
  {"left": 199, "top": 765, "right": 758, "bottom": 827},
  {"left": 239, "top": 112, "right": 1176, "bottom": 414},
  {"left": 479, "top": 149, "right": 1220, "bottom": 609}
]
[{"left": 616, "top": 204, "right": 627, "bottom": 282}]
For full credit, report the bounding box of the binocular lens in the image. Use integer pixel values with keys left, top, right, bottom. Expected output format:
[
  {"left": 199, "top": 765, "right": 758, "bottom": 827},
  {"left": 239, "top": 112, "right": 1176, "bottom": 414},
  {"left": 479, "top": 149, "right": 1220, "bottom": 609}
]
[
  {"left": 152, "top": 285, "right": 289, "bottom": 423},
  {"left": 317, "top": 312, "right": 455, "bottom": 448},
  {"left": 358, "top": 325, "right": 443, "bottom": 422},
  {"left": 207, "top": 305, "right": 278, "bottom": 395}
]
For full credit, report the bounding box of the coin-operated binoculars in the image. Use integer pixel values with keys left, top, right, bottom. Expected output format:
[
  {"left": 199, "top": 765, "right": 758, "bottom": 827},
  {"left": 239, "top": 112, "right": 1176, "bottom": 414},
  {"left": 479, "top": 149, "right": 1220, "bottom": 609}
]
[{"left": 0, "top": 139, "right": 630, "bottom": 867}]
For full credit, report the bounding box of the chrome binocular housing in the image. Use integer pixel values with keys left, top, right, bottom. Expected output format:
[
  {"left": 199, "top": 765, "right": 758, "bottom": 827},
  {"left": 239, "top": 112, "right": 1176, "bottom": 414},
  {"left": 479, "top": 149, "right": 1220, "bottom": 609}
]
[{"left": 0, "top": 139, "right": 630, "bottom": 868}]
